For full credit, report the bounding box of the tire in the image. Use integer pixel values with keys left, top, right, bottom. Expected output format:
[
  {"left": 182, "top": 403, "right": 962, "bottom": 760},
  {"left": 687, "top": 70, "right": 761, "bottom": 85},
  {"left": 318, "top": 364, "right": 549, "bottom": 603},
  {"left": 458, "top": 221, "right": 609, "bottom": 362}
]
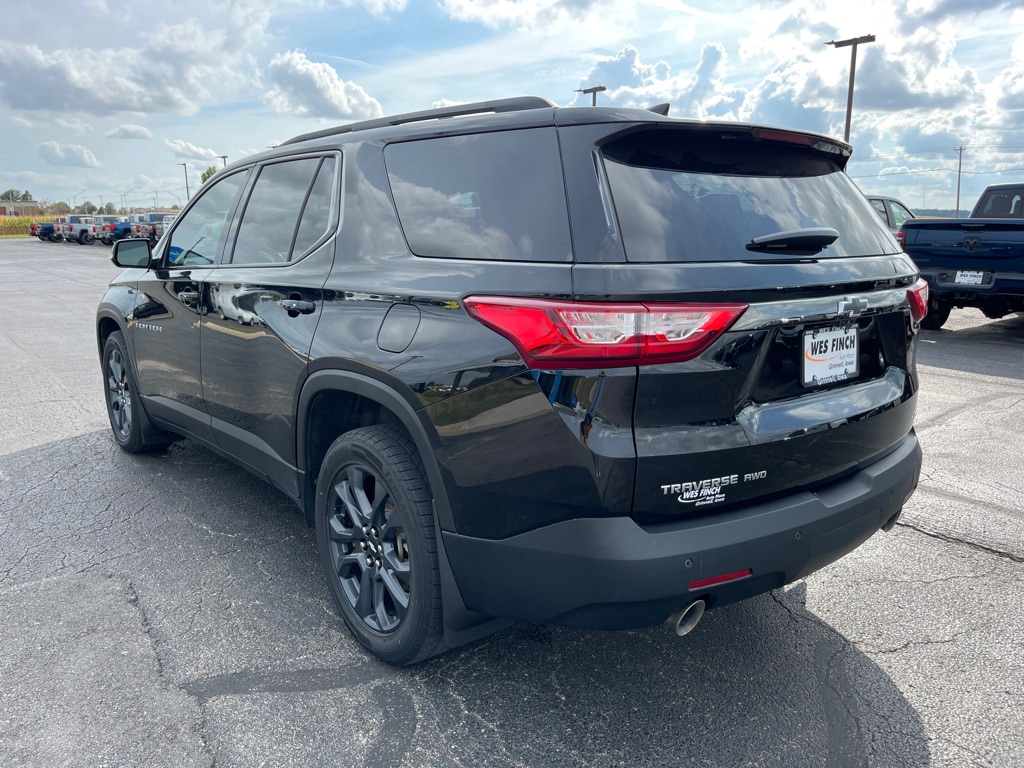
[
  {"left": 79, "top": 232, "right": 93, "bottom": 245},
  {"left": 102, "top": 331, "right": 171, "bottom": 453},
  {"left": 49, "top": 234, "right": 61, "bottom": 243},
  {"left": 981, "top": 307, "right": 1008, "bottom": 320},
  {"left": 316, "top": 424, "right": 443, "bottom": 666},
  {"left": 920, "top": 300, "right": 951, "bottom": 330}
]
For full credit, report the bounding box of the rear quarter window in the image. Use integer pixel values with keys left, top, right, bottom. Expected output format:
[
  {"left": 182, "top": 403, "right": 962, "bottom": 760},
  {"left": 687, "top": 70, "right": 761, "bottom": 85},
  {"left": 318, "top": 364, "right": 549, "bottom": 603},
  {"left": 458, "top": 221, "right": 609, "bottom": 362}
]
[{"left": 384, "top": 128, "right": 572, "bottom": 262}]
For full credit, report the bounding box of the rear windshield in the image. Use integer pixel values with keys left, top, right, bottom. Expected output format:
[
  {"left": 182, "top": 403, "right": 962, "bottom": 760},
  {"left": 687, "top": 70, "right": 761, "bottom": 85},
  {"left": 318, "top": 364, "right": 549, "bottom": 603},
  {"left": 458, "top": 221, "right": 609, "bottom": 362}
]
[
  {"left": 975, "top": 189, "right": 1023, "bottom": 218},
  {"left": 385, "top": 128, "right": 572, "bottom": 262},
  {"left": 602, "top": 130, "right": 896, "bottom": 262}
]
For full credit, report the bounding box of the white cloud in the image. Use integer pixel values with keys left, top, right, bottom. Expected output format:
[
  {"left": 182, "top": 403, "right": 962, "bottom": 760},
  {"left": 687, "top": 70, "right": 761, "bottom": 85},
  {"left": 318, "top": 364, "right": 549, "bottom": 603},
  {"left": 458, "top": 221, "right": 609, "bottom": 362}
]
[
  {"left": 57, "top": 117, "right": 91, "bottom": 133},
  {"left": 106, "top": 125, "right": 154, "bottom": 140},
  {"left": 342, "top": 0, "right": 408, "bottom": 15},
  {"left": 0, "top": 4, "right": 264, "bottom": 118},
  {"left": 165, "top": 139, "right": 221, "bottom": 161},
  {"left": 442, "top": 0, "right": 608, "bottom": 29},
  {"left": 571, "top": 44, "right": 745, "bottom": 120},
  {"left": 12, "top": 116, "right": 33, "bottom": 128},
  {"left": 263, "top": 50, "right": 383, "bottom": 120},
  {"left": 0, "top": 42, "right": 198, "bottom": 115},
  {"left": 39, "top": 141, "right": 101, "bottom": 168},
  {"left": 432, "top": 98, "right": 466, "bottom": 108}
]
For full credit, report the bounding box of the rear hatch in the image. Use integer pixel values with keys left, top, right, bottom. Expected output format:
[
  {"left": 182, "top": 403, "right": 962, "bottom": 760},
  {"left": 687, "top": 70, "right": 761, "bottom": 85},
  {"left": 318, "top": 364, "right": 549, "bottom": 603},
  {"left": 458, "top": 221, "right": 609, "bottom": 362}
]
[{"left": 583, "top": 123, "right": 924, "bottom": 523}]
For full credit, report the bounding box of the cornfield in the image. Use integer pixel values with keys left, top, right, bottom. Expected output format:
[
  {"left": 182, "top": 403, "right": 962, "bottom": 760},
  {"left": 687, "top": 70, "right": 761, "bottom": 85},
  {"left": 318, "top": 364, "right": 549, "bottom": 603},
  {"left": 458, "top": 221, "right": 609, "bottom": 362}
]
[{"left": 0, "top": 216, "right": 38, "bottom": 236}]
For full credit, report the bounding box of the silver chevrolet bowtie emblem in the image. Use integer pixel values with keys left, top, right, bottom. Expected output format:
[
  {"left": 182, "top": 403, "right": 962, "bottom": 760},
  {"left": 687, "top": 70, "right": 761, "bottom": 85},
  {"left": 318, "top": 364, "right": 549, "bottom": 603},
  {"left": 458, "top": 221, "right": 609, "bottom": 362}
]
[{"left": 836, "top": 296, "right": 868, "bottom": 318}]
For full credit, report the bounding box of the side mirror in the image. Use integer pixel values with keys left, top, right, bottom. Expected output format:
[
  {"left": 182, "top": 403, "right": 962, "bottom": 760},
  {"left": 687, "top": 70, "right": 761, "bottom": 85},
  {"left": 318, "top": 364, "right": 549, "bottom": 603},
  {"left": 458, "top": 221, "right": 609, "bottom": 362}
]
[{"left": 111, "top": 238, "right": 153, "bottom": 269}]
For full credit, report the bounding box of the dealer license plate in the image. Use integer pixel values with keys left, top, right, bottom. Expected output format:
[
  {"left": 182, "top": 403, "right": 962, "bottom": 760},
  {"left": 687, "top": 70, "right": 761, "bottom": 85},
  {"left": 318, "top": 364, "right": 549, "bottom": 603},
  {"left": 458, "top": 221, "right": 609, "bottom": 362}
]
[
  {"left": 955, "top": 270, "right": 984, "bottom": 285},
  {"left": 802, "top": 326, "right": 859, "bottom": 387}
]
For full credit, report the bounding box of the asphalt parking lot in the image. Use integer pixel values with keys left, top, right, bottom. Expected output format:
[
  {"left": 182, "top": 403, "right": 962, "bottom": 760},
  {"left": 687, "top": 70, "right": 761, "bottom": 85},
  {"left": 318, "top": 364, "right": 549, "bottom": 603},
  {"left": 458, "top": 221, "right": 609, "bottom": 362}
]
[{"left": 1, "top": 237, "right": 1022, "bottom": 767}]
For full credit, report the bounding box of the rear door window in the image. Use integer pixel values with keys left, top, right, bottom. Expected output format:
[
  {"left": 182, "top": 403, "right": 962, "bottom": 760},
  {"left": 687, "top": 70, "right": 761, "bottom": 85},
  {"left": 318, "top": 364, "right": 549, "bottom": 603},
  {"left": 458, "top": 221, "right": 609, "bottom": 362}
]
[
  {"left": 602, "top": 130, "right": 895, "bottom": 262},
  {"left": 385, "top": 128, "right": 572, "bottom": 262},
  {"left": 888, "top": 200, "right": 914, "bottom": 227},
  {"left": 231, "top": 157, "right": 333, "bottom": 265}
]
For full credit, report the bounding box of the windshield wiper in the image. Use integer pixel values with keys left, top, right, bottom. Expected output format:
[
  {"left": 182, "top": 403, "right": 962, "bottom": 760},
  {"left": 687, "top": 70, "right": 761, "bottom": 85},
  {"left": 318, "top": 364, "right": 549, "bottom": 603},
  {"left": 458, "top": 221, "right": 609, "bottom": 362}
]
[{"left": 745, "top": 227, "right": 839, "bottom": 256}]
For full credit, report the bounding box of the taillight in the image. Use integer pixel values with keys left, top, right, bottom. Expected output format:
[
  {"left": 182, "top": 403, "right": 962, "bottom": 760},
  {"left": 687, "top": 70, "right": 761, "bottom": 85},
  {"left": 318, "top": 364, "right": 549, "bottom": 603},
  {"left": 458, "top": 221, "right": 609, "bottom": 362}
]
[
  {"left": 907, "top": 278, "right": 929, "bottom": 323},
  {"left": 463, "top": 297, "right": 747, "bottom": 369},
  {"left": 895, "top": 230, "right": 905, "bottom": 249}
]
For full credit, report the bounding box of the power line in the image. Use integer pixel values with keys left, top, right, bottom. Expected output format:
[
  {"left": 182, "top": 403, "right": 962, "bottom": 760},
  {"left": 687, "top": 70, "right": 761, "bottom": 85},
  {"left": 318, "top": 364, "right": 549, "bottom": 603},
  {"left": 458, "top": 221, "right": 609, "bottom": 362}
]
[{"left": 849, "top": 147, "right": 959, "bottom": 161}]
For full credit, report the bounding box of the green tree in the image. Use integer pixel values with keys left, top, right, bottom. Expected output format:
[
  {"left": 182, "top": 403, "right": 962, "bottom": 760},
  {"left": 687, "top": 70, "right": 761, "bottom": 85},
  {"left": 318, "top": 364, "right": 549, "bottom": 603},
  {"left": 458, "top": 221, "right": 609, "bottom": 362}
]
[
  {"left": 81, "top": 200, "right": 97, "bottom": 214},
  {"left": 22, "top": 190, "right": 33, "bottom": 201},
  {"left": 47, "top": 201, "right": 71, "bottom": 215},
  {"left": 1, "top": 189, "right": 22, "bottom": 201},
  {"left": 200, "top": 165, "right": 218, "bottom": 185},
  {"left": 103, "top": 202, "right": 117, "bottom": 215}
]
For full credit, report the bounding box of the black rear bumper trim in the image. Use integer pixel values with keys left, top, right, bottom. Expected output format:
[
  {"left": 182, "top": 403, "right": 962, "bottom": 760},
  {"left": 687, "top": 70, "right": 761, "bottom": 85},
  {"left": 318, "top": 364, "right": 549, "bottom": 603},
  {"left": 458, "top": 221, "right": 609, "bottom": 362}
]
[{"left": 442, "top": 431, "right": 921, "bottom": 629}]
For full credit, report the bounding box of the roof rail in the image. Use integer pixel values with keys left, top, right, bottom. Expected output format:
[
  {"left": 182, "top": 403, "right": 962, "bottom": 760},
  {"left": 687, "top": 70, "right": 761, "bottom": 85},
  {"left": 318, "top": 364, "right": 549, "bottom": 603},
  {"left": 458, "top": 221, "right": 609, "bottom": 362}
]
[{"left": 281, "top": 96, "right": 558, "bottom": 146}]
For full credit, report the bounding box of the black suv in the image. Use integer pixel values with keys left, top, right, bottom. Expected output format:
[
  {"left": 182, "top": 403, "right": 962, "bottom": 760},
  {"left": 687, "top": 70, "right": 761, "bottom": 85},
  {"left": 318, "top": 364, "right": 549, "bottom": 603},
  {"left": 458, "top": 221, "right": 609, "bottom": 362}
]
[{"left": 98, "top": 97, "right": 927, "bottom": 665}]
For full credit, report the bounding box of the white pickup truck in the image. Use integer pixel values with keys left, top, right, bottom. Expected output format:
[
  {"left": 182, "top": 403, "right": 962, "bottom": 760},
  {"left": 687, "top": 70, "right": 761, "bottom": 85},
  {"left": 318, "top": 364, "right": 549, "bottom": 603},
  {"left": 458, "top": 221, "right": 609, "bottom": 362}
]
[
  {"left": 130, "top": 213, "right": 176, "bottom": 241},
  {"left": 54, "top": 216, "right": 102, "bottom": 245}
]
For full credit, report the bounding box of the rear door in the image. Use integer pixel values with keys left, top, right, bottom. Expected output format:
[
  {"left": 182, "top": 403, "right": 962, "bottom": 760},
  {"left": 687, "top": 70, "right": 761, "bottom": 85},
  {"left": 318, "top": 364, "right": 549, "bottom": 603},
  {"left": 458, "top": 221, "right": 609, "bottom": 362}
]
[
  {"left": 571, "top": 124, "right": 922, "bottom": 523},
  {"left": 200, "top": 154, "right": 339, "bottom": 499}
]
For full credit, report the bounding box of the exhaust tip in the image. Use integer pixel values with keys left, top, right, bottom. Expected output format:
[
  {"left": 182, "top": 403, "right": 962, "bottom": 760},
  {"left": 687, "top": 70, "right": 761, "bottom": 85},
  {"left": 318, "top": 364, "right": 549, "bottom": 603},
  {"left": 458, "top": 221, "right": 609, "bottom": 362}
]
[
  {"left": 881, "top": 509, "right": 902, "bottom": 532},
  {"left": 668, "top": 599, "right": 706, "bottom": 637}
]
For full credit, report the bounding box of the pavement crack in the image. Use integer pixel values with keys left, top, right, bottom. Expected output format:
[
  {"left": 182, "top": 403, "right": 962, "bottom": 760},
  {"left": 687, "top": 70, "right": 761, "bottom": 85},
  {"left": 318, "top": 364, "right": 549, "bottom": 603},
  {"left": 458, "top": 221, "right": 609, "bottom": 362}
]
[
  {"left": 916, "top": 481, "right": 1023, "bottom": 518},
  {"left": 896, "top": 521, "right": 1024, "bottom": 564},
  {"left": 860, "top": 635, "right": 962, "bottom": 656}
]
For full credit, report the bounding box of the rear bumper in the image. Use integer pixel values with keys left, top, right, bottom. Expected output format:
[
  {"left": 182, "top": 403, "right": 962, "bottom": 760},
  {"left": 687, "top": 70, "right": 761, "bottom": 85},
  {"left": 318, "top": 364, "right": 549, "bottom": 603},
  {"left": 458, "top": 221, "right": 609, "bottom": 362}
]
[
  {"left": 442, "top": 431, "right": 921, "bottom": 629},
  {"left": 921, "top": 269, "right": 1024, "bottom": 306}
]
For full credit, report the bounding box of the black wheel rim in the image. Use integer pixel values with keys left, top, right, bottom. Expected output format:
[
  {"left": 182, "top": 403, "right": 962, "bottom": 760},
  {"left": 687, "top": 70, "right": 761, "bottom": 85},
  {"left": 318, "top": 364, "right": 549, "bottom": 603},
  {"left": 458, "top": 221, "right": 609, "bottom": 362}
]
[
  {"left": 106, "top": 347, "right": 132, "bottom": 439},
  {"left": 327, "top": 464, "right": 411, "bottom": 633}
]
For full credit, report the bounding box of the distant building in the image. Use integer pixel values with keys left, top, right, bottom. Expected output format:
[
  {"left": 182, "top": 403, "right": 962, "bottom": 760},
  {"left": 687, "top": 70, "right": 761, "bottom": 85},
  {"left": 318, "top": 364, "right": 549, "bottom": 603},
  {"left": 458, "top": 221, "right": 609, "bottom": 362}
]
[{"left": 0, "top": 201, "right": 42, "bottom": 216}]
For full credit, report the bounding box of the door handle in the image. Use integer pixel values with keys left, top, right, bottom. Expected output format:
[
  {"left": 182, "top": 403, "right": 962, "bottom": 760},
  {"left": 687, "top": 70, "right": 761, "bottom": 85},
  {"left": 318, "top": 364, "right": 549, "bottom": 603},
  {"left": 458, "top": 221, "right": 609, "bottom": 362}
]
[
  {"left": 281, "top": 298, "right": 316, "bottom": 314},
  {"left": 179, "top": 290, "right": 200, "bottom": 303}
]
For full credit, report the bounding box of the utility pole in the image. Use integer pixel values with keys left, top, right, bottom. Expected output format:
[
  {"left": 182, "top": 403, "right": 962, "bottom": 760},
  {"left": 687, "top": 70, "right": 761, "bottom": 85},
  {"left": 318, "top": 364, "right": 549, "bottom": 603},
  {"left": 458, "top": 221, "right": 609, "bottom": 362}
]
[
  {"left": 955, "top": 146, "right": 964, "bottom": 218},
  {"left": 178, "top": 162, "right": 191, "bottom": 201},
  {"left": 575, "top": 85, "right": 607, "bottom": 106},
  {"left": 825, "top": 34, "right": 875, "bottom": 143},
  {"left": 218, "top": 155, "right": 228, "bottom": 167}
]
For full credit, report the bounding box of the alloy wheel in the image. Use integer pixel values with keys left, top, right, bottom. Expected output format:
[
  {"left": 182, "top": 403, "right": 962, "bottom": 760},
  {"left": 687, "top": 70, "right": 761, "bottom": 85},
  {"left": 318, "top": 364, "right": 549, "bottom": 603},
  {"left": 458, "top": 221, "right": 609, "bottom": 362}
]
[
  {"left": 326, "top": 464, "right": 411, "bottom": 633},
  {"left": 106, "top": 348, "right": 132, "bottom": 439}
]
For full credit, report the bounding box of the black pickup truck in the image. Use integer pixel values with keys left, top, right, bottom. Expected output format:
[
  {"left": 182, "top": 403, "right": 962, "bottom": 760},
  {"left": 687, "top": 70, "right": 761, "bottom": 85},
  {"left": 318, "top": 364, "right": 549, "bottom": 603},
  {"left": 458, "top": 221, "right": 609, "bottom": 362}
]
[{"left": 901, "top": 183, "right": 1024, "bottom": 329}]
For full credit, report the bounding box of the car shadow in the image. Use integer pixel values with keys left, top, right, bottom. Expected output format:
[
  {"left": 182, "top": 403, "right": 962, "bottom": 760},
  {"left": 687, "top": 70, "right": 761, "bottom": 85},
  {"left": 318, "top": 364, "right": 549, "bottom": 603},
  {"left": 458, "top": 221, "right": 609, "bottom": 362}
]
[
  {"left": 0, "top": 431, "right": 931, "bottom": 767},
  {"left": 406, "top": 582, "right": 930, "bottom": 767}
]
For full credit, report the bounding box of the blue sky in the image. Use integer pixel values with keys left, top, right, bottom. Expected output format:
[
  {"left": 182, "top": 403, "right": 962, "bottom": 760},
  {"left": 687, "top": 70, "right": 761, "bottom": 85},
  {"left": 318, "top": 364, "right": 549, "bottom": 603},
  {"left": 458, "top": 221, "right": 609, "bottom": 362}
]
[{"left": 1, "top": 0, "right": 1021, "bottom": 212}]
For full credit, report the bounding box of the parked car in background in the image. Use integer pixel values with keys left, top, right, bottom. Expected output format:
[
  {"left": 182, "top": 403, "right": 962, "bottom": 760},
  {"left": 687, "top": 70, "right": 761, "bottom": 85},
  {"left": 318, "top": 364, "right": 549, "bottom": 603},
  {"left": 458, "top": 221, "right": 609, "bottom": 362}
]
[
  {"left": 98, "top": 96, "right": 926, "bottom": 666},
  {"left": 55, "top": 215, "right": 102, "bottom": 245},
  {"left": 94, "top": 215, "right": 128, "bottom": 245},
  {"left": 28, "top": 220, "right": 58, "bottom": 241},
  {"left": 901, "top": 183, "right": 1024, "bottom": 329},
  {"left": 867, "top": 196, "right": 916, "bottom": 247}
]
